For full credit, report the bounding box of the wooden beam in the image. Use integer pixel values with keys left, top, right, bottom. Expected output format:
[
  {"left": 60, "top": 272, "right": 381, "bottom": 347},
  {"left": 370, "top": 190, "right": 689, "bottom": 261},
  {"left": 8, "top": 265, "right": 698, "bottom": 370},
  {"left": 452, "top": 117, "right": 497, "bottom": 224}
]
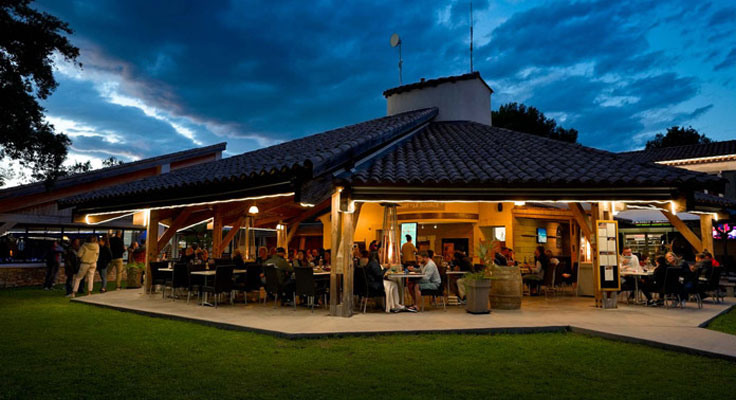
[
  {"left": 74, "top": 211, "right": 132, "bottom": 225},
  {"left": 156, "top": 208, "right": 193, "bottom": 253},
  {"left": 700, "top": 214, "right": 714, "bottom": 254},
  {"left": 0, "top": 222, "right": 15, "bottom": 236},
  {"left": 589, "top": 202, "right": 602, "bottom": 306},
  {"left": 144, "top": 210, "right": 160, "bottom": 293},
  {"left": 215, "top": 215, "right": 247, "bottom": 257},
  {"left": 512, "top": 207, "right": 573, "bottom": 219},
  {"left": 662, "top": 211, "right": 702, "bottom": 252},
  {"left": 568, "top": 203, "right": 592, "bottom": 242},
  {"left": 285, "top": 199, "right": 331, "bottom": 243}
]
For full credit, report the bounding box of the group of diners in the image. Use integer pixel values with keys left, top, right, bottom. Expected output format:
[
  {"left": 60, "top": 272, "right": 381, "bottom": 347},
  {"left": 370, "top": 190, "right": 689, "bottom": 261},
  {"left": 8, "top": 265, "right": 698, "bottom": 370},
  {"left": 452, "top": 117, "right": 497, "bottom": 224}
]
[{"left": 618, "top": 247, "right": 723, "bottom": 307}]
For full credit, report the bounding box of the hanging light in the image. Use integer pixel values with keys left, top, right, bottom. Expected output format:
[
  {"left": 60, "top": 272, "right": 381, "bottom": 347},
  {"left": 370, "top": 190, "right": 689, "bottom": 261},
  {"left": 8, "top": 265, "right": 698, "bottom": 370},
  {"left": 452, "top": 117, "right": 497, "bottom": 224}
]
[{"left": 248, "top": 205, "right": 259, "bottom": 214}]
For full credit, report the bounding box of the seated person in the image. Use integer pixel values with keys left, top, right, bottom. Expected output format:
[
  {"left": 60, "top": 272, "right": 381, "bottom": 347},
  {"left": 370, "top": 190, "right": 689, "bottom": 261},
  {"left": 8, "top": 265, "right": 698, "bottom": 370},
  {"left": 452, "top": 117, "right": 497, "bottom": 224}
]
[
  {"left": 619, "top": 247, "right": 641, "bottom": 299},
  {"left": 491, "top": 240, "right": 507, "bottom": 266},
  {"left": 406, "top": 251, "right": 441, "bottom": 312},
  {"left": 522, "top": 246, "right": 546, "bottom": 295},
  {"left": 451, "top": 251, "right": 473, "bottom": 300},
  {"left": 232, "top": 249, "right": 245, "bottom": 269},
  {"left": 292, "top": 249, "right": 309, "bottom": 268},
  {"left": 640, "top": 256, "right": 667, "bottom": 306},
  {"left": 502, "top": 247, "right": 516, "bottom": 266},
  {"left": 364, "top": 251, "right": 401, "bottom": 312},
  {"left": 560, "top": 261, "right": 577, "bottom": 287},
  {"left": 264, "top": 247, "right": 295, "bottom": 305},
  {"left": 666, "top": 251, "right": 691, "bottom": 307}
]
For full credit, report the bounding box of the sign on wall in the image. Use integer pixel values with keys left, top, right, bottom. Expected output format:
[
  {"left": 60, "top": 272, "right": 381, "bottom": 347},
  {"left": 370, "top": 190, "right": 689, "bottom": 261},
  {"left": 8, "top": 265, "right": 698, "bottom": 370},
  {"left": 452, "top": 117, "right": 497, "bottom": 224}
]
[{"left": 595, "top": 220, "right": 620, "bottom": 291}]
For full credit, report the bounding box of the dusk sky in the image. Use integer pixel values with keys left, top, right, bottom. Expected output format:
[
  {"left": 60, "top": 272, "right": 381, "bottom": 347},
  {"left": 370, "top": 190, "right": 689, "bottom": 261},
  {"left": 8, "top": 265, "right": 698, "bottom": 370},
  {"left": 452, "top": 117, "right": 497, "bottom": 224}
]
[{"left": 26, "top": 0, "right": 736, "bottom": 173}]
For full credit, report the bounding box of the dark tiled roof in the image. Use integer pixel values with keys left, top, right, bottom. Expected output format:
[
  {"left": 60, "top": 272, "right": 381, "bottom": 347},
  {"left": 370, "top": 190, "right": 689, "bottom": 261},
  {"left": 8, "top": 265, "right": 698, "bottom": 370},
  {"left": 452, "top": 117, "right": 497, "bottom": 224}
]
[
  {"left": 0, "top": 142, "right": 226, "bottom": 201},
  {"left": 382, "top": 72, "right": 493, "bottom": 97},
  {"left": 693, "top": 192, "right": 736, "bottom": 209},
  {"left": 62, "top": 108, "right": 437, "bottom": 207},
  {"left": 620, "top": 140, "right": 736, "bottom": 163},
  {"left": 348, "top": 121, "right": 722, "bottom": 188}
]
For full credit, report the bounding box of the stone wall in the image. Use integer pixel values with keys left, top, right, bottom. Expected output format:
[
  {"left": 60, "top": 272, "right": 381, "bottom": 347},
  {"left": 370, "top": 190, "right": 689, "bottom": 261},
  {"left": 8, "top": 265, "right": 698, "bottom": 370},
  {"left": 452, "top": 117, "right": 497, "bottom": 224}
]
[{"left": 0, "top": 263, "right": 128, "bottom": 288}]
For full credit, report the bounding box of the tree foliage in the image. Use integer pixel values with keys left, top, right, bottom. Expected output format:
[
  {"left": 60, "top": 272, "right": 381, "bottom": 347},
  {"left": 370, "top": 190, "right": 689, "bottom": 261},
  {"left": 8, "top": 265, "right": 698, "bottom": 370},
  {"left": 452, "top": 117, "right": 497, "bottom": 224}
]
[
  {"left": 102, "top": 156, "right": 124, "bottom": 167},
  {"left": 645, "top": 126, "right": 712, "bottom": 150},
  {"left": 492, "top": 102, "right": 578, "bottom": 143},
  {"left": 0, "top": 0, "right": 80, "bottom": 186}
]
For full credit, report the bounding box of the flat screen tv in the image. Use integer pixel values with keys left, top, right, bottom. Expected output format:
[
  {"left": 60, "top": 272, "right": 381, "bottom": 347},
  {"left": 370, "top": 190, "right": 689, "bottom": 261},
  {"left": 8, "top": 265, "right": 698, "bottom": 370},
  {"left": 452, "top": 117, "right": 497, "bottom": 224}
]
[
  {"left": 713, "top": 223, "right": 736, "bottom": 240},
  {"left": 537, "top": 228, "right": 547, "bottom": 244}
]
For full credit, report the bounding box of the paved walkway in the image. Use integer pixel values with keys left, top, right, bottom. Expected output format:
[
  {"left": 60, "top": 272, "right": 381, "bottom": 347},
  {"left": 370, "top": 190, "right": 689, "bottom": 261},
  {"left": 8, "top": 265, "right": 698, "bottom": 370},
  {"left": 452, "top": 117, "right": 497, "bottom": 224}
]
[{"left": 73, "top": 290, "right": 736, "bottom": 360}]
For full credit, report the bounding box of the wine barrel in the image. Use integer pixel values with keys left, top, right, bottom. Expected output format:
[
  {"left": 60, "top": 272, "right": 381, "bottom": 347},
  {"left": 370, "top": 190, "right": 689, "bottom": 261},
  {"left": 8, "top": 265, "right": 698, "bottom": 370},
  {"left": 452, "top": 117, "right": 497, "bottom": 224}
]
[{"left": 489, "top": 264, "right": 522, "bottom": 310}]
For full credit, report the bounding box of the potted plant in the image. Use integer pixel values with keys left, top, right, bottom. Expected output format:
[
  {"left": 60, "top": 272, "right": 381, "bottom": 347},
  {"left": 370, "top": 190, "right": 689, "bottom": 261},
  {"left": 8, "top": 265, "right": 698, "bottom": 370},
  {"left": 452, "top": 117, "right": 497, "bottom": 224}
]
[
  {"left": 126, "top": 262, "right": 145, "bottom": 288},
  {"left": 463, "top": 271, "right": 492, "bottom": 314}
]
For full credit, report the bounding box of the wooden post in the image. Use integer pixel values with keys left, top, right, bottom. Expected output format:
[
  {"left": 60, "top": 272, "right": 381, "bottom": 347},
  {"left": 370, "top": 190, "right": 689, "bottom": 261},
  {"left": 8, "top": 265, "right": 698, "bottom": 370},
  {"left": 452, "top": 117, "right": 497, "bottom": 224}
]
[
  {"left": 589, "top": 202, "right": 603, "bottom": 307},
  {"left": 144, "top": 209, "right": 160, "bottom": 293},
  {"left": 212, "top": 206, "right": 223, "bottom": 258},
  {"left": 339, "top": 205, "right": 355, "bottom": 317},
  {"left": 662, "top": 211, "right": 703, "bottom": 252},
  {"left": 217, "top": 215, "right": 247, "bottom": 257},
  {"left": 700, "top": 214, "right": 714, "bottom": 254},
  {"left": 329, "top": 189, "right": 342, "bottom": 316}
]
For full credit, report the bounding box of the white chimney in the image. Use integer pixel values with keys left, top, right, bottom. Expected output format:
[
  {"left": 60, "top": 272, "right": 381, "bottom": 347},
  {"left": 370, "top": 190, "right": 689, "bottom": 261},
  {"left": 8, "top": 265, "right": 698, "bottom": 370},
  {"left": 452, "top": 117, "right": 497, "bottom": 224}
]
[{"left": 383, "top": 72, "right": 493, "bottom": 125}]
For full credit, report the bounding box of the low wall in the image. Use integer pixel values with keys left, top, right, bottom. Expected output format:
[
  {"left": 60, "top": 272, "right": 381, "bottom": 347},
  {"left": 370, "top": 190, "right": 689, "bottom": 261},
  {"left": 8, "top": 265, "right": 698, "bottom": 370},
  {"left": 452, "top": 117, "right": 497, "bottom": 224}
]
[{"left": 0, "top": 263, "right": 128, "bottom": 288}]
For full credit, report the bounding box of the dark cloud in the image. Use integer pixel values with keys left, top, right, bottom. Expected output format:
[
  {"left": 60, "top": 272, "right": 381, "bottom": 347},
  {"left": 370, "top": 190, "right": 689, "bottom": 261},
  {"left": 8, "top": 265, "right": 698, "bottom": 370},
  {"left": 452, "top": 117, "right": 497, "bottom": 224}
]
[
  {"left": 26, "top": 0, "right": 734, "bottom": 162},
  {"left": 714, "top": 48, "right": 736, "bottom": 72}
]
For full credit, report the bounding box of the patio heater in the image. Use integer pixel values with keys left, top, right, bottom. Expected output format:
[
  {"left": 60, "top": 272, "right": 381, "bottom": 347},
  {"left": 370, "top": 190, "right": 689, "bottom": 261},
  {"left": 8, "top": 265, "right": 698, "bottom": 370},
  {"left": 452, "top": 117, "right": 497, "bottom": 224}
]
[
  {"left": 379, "top": 203, "right": 401, "bottom": 267},
  {"left": 236, "top": 216, "right": 256, "bottom": 260},
  {"left": 276, "top": 222, "right": 288, "bottom": 253}
]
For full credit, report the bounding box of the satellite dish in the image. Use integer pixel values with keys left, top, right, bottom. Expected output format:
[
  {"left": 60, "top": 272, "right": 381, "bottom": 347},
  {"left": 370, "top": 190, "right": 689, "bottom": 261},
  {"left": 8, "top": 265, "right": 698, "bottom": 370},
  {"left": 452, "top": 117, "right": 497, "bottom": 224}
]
[{"left": 390, "top": 33, "right": 401, "bottom": 47}]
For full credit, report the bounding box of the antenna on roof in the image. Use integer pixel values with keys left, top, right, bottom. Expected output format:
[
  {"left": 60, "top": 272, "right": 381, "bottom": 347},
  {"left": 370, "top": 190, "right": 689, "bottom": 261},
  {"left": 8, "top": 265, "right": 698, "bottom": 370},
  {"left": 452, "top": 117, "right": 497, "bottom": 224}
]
[
  {"left": 469, "top": 1, "right": 474, "bottom": 73},
  {"left": 390, "top": 33, "right": 403, "bottom": 85}
]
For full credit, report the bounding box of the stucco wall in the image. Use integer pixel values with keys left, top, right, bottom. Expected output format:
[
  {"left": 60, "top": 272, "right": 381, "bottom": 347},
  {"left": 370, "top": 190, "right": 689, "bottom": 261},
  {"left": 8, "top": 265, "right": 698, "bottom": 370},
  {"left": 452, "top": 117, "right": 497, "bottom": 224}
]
[{"left": 386, "top": 78, "right": 492, "bottom": 125}]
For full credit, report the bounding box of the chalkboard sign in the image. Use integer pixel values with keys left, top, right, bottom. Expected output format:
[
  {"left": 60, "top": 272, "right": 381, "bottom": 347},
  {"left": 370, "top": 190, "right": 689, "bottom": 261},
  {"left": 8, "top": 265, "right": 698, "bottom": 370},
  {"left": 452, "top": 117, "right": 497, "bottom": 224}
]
[{"left": 595, "top": 220, "right": 620, "bottom": 291}]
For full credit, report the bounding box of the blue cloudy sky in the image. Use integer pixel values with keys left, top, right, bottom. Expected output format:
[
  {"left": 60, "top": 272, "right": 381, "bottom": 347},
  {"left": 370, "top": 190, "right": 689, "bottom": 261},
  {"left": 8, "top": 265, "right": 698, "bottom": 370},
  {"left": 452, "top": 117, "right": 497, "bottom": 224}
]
[{"left": 27, "top": 0, "right": 736, "bottom": 171}]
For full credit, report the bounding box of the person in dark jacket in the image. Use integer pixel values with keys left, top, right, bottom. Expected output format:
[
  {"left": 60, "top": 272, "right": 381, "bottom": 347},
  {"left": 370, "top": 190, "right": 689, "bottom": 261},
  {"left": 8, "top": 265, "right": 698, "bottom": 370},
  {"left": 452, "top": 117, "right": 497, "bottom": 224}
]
[
  {"left": 44, "top": 241, "right": 64, "bottom": 290},
  {"left": 108, "top": 230, "right": 126, "bottom": 290},
  {"left": 97, "top": 236, "right": 113, "bottom": 293},
  {"left": 364, "top": 251, "right": 385, "bottom": 293},
  {"left": 64, "top": 239, "right": 81, "bottom": 295}
]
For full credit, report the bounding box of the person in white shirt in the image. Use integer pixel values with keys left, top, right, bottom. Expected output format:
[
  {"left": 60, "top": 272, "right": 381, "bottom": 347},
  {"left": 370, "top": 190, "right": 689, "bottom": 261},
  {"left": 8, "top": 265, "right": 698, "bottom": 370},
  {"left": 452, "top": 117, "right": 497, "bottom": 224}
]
[{"left": 619, "top": 247, "right": 641, "bottom": 300}]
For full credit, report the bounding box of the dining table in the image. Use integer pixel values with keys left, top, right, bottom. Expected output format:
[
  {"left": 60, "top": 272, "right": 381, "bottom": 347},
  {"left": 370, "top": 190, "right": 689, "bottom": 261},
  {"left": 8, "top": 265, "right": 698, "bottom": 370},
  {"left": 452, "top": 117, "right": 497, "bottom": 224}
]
[
  {"left": 620, "top": 269, "right": 654, "bottom": 304},
  {"left": 387, "top": 272, "right": 426, "bottom": 305},
  {"left": 191, "top": 270, "right": 217, "bottom": 306}
]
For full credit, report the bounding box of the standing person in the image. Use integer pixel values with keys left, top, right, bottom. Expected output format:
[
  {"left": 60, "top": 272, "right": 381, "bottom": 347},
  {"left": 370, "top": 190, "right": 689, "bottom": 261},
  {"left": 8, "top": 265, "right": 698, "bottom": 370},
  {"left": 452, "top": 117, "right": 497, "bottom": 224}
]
[
  {"left": 43, "top": 241, "right": 64, "bottom": 290},
  {"left": 128, "top": 241, "right": 139, "bottom": 264},
  {"left": 96, "top": 236, "right": 112, "bottom": 293},
  {"left": 64, "top": 239, "right": 81, "bottom": 296},
  {"left": 108, "top": 230, "right": 126, "bottom": 290},
  {"left": 401, "top": 235, "right": 417, "bottom": 267},
  {"left": 71, "top": 236, "right": 100, "bottom": 298}
]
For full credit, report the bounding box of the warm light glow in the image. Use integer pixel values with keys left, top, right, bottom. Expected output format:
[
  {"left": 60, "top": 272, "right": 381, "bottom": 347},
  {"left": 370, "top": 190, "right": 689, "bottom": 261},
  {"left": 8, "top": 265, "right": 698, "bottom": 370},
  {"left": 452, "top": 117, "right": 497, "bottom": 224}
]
[
  {"left": 248, "top": 205, "right": 259, "bottom": 214},
  {"left": 670, "top": 201, "right": 676, "bottom": 215},
  {"left": 84, "top": 212, "right": 135, "bottom": 225},
  {"left": 611, "top": 201, "right": 618, "bottom": 216},
  {"left": 143, "top": 209, "right": 150, "bottom": 227},
  {"left": 514, "top": 201, "right": 526, "bottom": 206},
  {"left": 713, "top": 213, "right": 719, "bottom": 222},
  {"left": 83, "top": 192, "right": 294, "bottom": 217},
  {"left": 299, "top": 202, "right": 315, "bottom": 207},
  {"left": 177, "top": 217, "right": 213, "bottom": 232}
]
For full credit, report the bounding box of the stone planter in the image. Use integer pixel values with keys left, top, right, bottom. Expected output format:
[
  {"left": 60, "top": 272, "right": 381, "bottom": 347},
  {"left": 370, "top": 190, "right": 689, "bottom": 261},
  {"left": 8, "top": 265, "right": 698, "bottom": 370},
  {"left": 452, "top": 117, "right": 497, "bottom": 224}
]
[
  {"left": 489, "top": 264, "right": 522, "bottom": 310},
  {"left": 126, "top": 267, "right": 143, "bottom": 288},
  {"left": 464, "top": 279, "right": 492, "bottom": 314}
]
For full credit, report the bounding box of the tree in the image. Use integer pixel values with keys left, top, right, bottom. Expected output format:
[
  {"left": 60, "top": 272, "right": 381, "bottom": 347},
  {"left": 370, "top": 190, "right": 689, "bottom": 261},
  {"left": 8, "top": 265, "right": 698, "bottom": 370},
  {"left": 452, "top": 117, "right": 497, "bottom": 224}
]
[
  {"left": 102, "top": 156, "right": 124, "bottom": 167},
  {"left": 491, "top": 102, "right": 578, "bottom": 143},
  {"left": 0, "top": 0, "right": 80, "bottom": 187},
  {"left": 645, "top": 126, "right": 712, "bottom": 150}
]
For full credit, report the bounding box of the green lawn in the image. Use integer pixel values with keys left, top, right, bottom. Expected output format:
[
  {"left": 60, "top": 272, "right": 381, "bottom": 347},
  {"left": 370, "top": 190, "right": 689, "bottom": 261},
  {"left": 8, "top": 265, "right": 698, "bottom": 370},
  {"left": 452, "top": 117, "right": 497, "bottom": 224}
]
[
  {"left": 707, "top": 306, "right": 736, "bottom": 335},
  {"left": 1, "top": 285, "right": 735, "bottom": 400}
]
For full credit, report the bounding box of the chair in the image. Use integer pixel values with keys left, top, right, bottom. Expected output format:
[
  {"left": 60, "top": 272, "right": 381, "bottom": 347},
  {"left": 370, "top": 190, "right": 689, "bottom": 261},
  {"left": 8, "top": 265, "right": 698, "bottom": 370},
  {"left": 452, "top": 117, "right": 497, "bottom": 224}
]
[
  {"left": 355, "top": 266, "right": 385, "bottom": 314},
  {"left": 700, "top": 267, "right": 724, "bottom": 304},
  {"left": 294, "top": 267, "right": 327, "bottom": 312},
  {"left": 233, "top": 262, "right": 262, "bottom": 304},
  {"left": 541, "top": 264, "right": 557, "bottom": 298},
  {"left": 663, "top": 267, "right": 682, "bottom": 309},
  {"left": 163, "top": 262, "right": 188, "bottom": 301},
  {"left": 149, "top": 261, "right": 169, "bottom": 293},
  {"left": 213, "top": 258, "right": 231, "bottom": 266},
  {"left": 420, "top": 266, "right": 446, "bottom": 312},
  {"left": 186, "top": 263, "right": 206, "bottom": 304},
  {"left": 263, "top": 266, "right": 283, "bottom": 307},
  {"left": 200, "top": 266, "right": 234, "bottom": 307}
]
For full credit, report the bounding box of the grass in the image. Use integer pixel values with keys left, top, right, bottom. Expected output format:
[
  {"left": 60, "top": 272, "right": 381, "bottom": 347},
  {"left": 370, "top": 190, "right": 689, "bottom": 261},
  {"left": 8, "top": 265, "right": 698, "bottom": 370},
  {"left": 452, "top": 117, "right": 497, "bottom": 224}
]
[
  {"left": 707, "top": 306, "right": 736, "bottom": 335},
  {"left": 1, "top": 284, "right": 735, "bottom": 400}
]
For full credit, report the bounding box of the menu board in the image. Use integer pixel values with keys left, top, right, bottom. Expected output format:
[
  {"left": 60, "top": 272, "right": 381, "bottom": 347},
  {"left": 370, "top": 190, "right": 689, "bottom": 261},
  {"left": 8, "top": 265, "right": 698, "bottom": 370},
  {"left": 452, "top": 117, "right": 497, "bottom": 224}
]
[{"left": 595, "top": 220, "right": 620, "bottom": 291}]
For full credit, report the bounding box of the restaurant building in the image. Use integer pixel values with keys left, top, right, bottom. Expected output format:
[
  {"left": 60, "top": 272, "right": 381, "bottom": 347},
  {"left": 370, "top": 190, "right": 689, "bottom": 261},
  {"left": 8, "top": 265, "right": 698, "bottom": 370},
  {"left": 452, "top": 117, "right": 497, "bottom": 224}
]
[
  {"left": 0, "top": 143, "right": 225, "bottom": 287},
  {"left": 53, "top": 72, "right": 732, "bottom": 315}
]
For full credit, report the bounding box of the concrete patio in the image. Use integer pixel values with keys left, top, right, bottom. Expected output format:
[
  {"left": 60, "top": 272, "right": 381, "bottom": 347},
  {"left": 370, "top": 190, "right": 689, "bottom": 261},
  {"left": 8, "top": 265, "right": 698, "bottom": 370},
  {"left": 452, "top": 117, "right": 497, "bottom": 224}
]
[{"left": 72, "top": 289, "right": 736, "bottom": 361}]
